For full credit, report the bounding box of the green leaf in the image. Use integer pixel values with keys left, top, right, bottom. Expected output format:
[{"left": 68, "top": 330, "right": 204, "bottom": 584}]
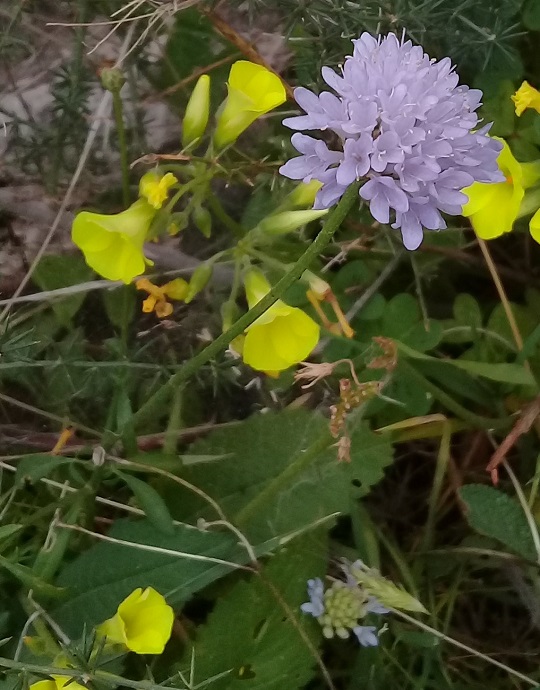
[
  {"left": 102, "top": 285, "right": 136, "bottom": 331},
  {"left": 381, "top": 294, "right": 442, "bottom": 351},
  {"left": 397, "top": 341, "right": 535, "bottom": 386},
  {"left": 53, "top": 519, "right": 256, "bottom": 637},
  {"left": 117, "top": 471, "right": 175, "bottom": 535},
  {"left": 32, "top": 254, "right": 93, "bottom": 326},
  {"left": 0, "top": 525, "right": 22, "bottom": 542},
  {"left": 14, "top": 455, "right": 75, "bottom": 486},
  {"left": 523, "top": 0, "right": 540, "bottom": 30},
  {"left": 168, "top": 410, "right": 393, "bottom": 541},
  {"left": 0, "top": 554, "right": 63, "bottom": 597},
  {"left": 478, "top": 80, "right": 516, "bottom": 137},
  {"left": 459, "top": 484, "right": 536, "bottom": 560},
  {"left": 453, "top": 294, "right": 482, "bottom": 330},
  {"left": 180, "top": 534, "right": 326, "bottom": 690}
]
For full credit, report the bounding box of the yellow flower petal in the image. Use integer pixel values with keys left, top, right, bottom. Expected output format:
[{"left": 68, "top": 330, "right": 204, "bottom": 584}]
[
  {"left": 512, "top": 81, "right": 540, "bottom": 117},
  {"left": 241, "top": 269, "right": 320, "bottom": 372},
  {"left": 462, "top": 139, "right": 524, "bottom": 240},
  {"left": 29, "top": 681, "right": 57, "bottom": 690},
  {"left": 465, "top": 183, "right": 517, "bottom": 239},
  {"left": 529, "top": 208, "right": 540, "bottom": 244},
  {"left": 139, "top": 172, "right": 178, "bottom": 210},
  {"left": 72, "top": 200, "right": 155, "bottom": 283},
  {"left": 214, "top": 61, "right": 286, "bottom": 148},
  {"left": 163, "top": 278, "right": 189, "bottom": 300},
  {"left": 99, "top": 587, "right": 174, "bottom": 655}
]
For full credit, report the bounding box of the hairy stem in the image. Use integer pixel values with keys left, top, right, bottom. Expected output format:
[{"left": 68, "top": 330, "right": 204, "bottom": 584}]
[{"left": 112, "top": 89, "right": 130, "bottom": 207}]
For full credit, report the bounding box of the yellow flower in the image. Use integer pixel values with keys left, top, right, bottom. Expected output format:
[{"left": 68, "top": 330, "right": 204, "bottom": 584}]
[
  {"left": 512, "top": 81, "right": 540, "bottom": 117},
  {"left": 214, "top": 61, "right": 287, "bottom": 149},
  {"left": 30, "top": 676, "right": 87, "bottom": 690},
  {"left": 242, "top": 270, "right": 320, "bottom": 373},
  {"left": 139, "top": 171, "right": 178, "bottom": 209},
  {"left": 183, "top": 74, "right": 211, "bottom": 147},
  {"left": 72, "top": 199, "right": 155, "bottom": 283},
  {"left": 97, "top": 587, "right": 174, "bottom": 655},
  {"left": 462, "top": 139, "right": 540, "bottom": 242},
  {"left": 462, "top": 140, "right": 525, "bottom": 240},
  {"left": 136, "top": 277, "right": 189, "bottom": 318},
  {"left": 529, "top": 208, "right": 540, "bottom": 244}
]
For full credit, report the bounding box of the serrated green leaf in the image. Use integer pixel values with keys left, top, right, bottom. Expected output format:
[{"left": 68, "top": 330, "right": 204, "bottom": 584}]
[
  {"left": 117, "top": 471, "right": 174, "bottom": 535},
  {"left": 53, "top": 519, "right": 256, "bottom": 637},
  {"left": 179, "top": 535, "right": 326, "bottom": 690},
  {"left": 166, "top": 410, "right": 393, "bottom": 542},
  {"left": 459, "top": 484, "right": 536, "bottom": 560}
]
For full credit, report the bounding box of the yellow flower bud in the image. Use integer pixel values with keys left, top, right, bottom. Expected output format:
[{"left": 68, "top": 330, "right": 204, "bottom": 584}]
[
  {"left": 242, "top": 269, "right": 319, "bottom": 373},
  {"left": 71, "top": 199, "right": 155, "bottom": 283},
  {"left": 182, "top": 74, "right": 211, "bottom": 147},
  {"left": 214, "top": 61, "right": 286, "bottom": 149},
  {"left": 139, "top": 171, "right": 178, "bottom": 210},
  {"left": 97, "top": 587, "right": 174, "bottom": 655},
  {"left": 512, "top": 81, "right": 540, "bottom": 117},
  {"left": 256, "top": 208, "right": 328, "bottom": 235}
]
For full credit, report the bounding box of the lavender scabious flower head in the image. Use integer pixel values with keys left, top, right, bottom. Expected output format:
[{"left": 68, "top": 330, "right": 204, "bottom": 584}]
[
  {"left": 300, "top": 576, "right": 388, "bottom": 647},
  {"left": 279, "top": 32, "right": 504, "bottom": 250}
]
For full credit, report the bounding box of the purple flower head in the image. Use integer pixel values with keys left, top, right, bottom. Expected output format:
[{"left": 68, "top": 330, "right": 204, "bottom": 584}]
[
  {"left": 279, "top": 33, "right": 504, "bottom": 250},
  {"left": 301, "top": 578, "right": 325, "bottom": 617}
]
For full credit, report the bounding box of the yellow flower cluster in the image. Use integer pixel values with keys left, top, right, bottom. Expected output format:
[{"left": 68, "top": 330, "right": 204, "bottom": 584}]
[{"left": 71, "top": 60, "right": 287, "bottom": 284}]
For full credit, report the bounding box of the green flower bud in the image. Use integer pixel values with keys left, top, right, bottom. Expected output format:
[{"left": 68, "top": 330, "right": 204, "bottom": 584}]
[
  {"left": 284, "top": 180, "right": 323, "bottom": 209},
  {"left": 221, "top": 300, "right": 240, "bottom": 332},
  {"left": 185, "top": 263, "right": 213, "bottom": 303},
  {"left": 256, "top": 209, "right": 328, "bottom": 236},
  {"left": 182, "top": 74, "right": 211, "bottom": 148},
  {"left": 193, "top": 205, "right": 212, "bottom": 238},
  {"left": 100, "top": 67, "right": 126, "bottom": 92}
]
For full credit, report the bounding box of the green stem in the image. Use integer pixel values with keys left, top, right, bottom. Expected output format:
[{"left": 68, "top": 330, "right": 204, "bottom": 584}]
[
  {"left": 132, "top": 182, "right": 360, "bottom": 429},
  {"left": 163, "top": 385, "right": 183, "bottom": 455},
  {"left": 0, "top": 657, "right": 172, "bottom": 690},
  {"left": 207, "top": 191, "right": 245, "bottom": 238},
  {"left": 235, "top": 432, "right": 334, "bottom": 527},
  {"left": 112, "top": 89, "right": 130, "bottom": 207}
]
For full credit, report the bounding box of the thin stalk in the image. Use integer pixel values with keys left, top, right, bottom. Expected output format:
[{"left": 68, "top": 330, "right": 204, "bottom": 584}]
[
  {"left": 207, "top": 191, "right": 245, "bottom": 237},
  {"left": 112, "top": 88, "right": 130, "bottom": 206},
  {"left": 477, "top": 238, "right": 524, "bottom": 351},
  {"left": 393, "top": 610, "right": 538, "bottom": 687},
  {"left": 132, "top": 182, "right": 360, "bottom": 428}
]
